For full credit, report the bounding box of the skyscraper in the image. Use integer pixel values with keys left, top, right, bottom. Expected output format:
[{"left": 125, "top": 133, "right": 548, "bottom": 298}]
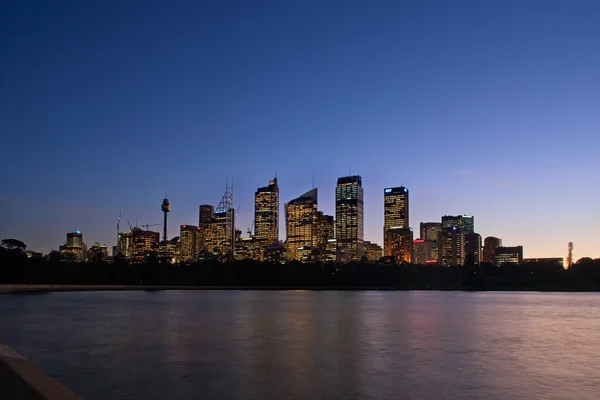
[
  {"left": 439, "top": 228, "right": 464, "bottom": 266},
  {"left": 420, "top": 222, "right": 441, "bottom": 262},
  {"left": 441, "top": 215, "right": 474, "bottom": 233},
  {"left": 285, "top": 188, "right": 318, "bottom": 262},
  {"left": 412, "top": 239, "right": 432, "bottom": 265},
  {"left": 180, "top": 225, "right": 200, "bottom": 262},
  {"left": 383, "top": 186, "right": 409, "bottom": 254},
  {"left": 254, "top": 177, "right": 279, "bottom": 244},
  {"left": 483, "top": 236, "right": 502, "bottom": 264},
  {"left": 386, "top": 227, "right": 413, "bottom": 264},
  {"left": 336, "top": 176, "right": 364, "bottom": 263},
  {"left": 464, "top": 232, "right": 482, "bottom": 264},
  {"left": 59, "top": 231, "right": 86, "bottom": 262}
]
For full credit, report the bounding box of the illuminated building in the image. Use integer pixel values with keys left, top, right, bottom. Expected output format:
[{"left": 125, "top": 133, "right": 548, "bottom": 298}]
[
  {"left": 441, "top": 215, "right": 474, "bottom": 234},
  {"left": 325, "top": 239, "right": 337, "bottom": 263},
  {"left": 386, "top": 227, "right": 413, "bottom": 264},
  {"left": 313, "top": 212, "right": 335, "bottom": 262},
  {"left": 464, "top": 233, "right": 482, "bottom": 264},
  {"left": 204, "top": 209, "right": 235, "bottom": 260},
  {"left": 364, "top": 241, "right": 383, "bottom": 263},
  {"left": 87, "top": 242, "right": 109, "bottom": 262},
  {"left": 383, "top": 186, "right": 409, "bottom": 252},
  {"left": 158, "top": 237, "right": 180, "bottom": 264},
  {"left": 524, "top": 258, "right": 564, "bottom": 267},
  {"left": 413, "top": 239, "right": 432, "bottom": 265},
  {"left": 59, "top": 231, "right": 86, "bottom": 262},
  {"left": 483, "top": 236, "right": 502, "bottom": 264},
  {"left": 336, "top": 176, "right": 364, "bottom": 263},
  {"left": 235, "top": 237, "right": 267, "bottom": 261},
  {"left": 198, "top": 204, "right": 214, "bottom": 252},
  {"left": 130, "top": 228, "right": 160, "bottom": 263},
  {"left": 285, "top": 188, "right": 318, "bottom": 262},
  {"left": 420, "top": 222, "right": 441, "bottom": 262},
  {"left": 494, "top": 246, "right": 524, "bottom": 266},
  {"left": 180, "top": 225, "right": 201, "bottom": 262},
  {"left": 420, "top": 222, "right": 441, "bottom": 241},
  {"left": 439, "top": 228, "right": 464, "bottom": 266},
  {"left": 254, "top": 177, "right": 279, "bottom": 244}
]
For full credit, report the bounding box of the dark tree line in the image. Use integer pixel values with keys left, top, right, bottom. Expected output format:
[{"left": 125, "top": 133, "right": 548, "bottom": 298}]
[{"left": 1, "top": 239, "right": 600, "bottom": 290}]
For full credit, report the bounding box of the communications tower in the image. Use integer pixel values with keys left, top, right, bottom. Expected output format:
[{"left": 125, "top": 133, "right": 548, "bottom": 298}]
[{"left": 161, "top": 193, "right": 170, "bottom": 242}]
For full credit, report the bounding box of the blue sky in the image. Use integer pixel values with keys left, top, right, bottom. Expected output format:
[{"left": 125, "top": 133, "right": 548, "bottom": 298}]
[{"left": 1, "top": 0, "right": 599, "bottom": 259}]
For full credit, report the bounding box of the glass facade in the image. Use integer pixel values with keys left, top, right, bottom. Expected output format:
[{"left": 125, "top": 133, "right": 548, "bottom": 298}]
[
  {"left": 383, "top": 186, "right": 409, "bottom": 255},
  {"left": 336, "top": 176, "right": 364, "bottom": 262},
  {"left": 254, "top": 178, "right": 279, "bottom": 244},
  {"left": 285, "top": 188, "right": 318, "bottom": 262}
]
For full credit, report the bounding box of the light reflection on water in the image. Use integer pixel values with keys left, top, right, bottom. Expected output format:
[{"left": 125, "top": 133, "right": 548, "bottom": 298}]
[{"left": 1, "top": 291, "right": 599, "bottom": 400}]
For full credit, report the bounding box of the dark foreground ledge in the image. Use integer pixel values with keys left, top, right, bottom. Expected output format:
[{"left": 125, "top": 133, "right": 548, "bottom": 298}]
[{"left": 0, "top": 341, "right": 80, "bottom": 399}]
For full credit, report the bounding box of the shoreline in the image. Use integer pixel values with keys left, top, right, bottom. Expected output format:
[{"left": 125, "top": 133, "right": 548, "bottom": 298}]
[{"left": 1, "top": 284, "right": 597, "bottom": 295}]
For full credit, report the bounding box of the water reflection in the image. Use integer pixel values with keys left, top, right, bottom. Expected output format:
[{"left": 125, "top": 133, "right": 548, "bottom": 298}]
[{"left": 1, "top": 291, "right": 600, "bottom": 400}]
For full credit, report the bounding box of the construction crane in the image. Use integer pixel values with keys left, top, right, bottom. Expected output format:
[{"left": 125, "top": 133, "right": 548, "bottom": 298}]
[
  {"left": 142, "top": 223, "right": 163, "bottom": 231},
  {"left": 247, "top": 221, "right": 255, "bottom": 238},
  {"left": 116, "top": 210, "right": 121, "bottom": 250},
  {"left": 127, "top": 219, "right": 133, "bottom": 230}
]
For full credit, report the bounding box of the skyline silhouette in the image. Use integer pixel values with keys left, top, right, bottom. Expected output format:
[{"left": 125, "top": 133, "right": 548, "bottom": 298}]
[{"left": 1, "top": 1, "right": 599, "bottom": 257}]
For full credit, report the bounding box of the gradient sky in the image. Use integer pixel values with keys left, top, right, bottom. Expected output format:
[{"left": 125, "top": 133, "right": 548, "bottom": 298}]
[{"left": 2, "top": 0, "right": 599, "bottom": 259}]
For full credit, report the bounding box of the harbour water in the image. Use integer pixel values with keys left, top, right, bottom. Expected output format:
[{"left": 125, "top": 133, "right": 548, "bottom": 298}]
[{"left": 1, "top": 290, "right": 599, "bottom": 399}]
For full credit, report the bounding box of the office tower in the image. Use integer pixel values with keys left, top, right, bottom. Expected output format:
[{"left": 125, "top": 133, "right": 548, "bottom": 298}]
[
  {"left": 199, "top": 205, "right": 214, "bottom": 225},
  {"left": 120, "top": 227, "right": 160, "bottom": 263},
  {"left": 198, "top": 204, "right": 215, "bottom": 252},
  {"left": 412, "top": 239, "right": 432, "bottom": 265},
  {"left": 439, "top": 228, "right": 464, "bottom": 266},
  {"left": 441, "top": 215, "right": 474, "bottom": 234},
  {"left": 158, "top": 237, "right": 180, "bottom": 264},
  {"left": 87, "top": 242, "right": 109, "bottom": 262},
  {"left": 420, "top": 222, "right": 441, "bottom": 262},
  {"left": 336, "top": 176, "right": 364, "bottom": 263},
  {"left": 161, "top": 194, "right": 170, "bottom": 242},
  {"left": 494, "top": 246, "right": 524, "bottom": 266},
  {"left": 420, "top": 222, "right": 441, "bottom": 241},
  {"left": 286, "top": 188, "right": 318, "bottom": 262},
  {"left": 203, "top": 183, "right": 235, "bottom": 260},
  {"left": 59, "top": 231, "right": 86, "bottom": 262},
  {"left": 464, "top": 233, "right": 482, "bottom": 264},
  {"left": 383, "top": 186, "right": 409, "bottom": 253},
  {"left": 364, "top": 241, "right": 383, "bottom": 263},
  {"left": 386, "top": 227, "right": 413, "bottom": 264},
  {"left": 180, "top": 225, "right": 200, "bottom": 262},
  {"left": 254, "top": 177, "right": 279, "bottom": 244},
  {"left": 483, "top": 236, "right": 502, "bottom": 264},
  {"left": 314, "top": 212, "right": 335, "bottom": 260}
]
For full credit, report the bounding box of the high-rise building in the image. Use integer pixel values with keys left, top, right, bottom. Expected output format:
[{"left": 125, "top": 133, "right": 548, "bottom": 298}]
[
  {"left": 383, "top": 186, "right": 409, "bottom": 252},
  {"left": 364, "top": 241, "right": 383, "bottom": 263},
  {"left": 285, "top": 188, "right": 318, "bottom": 262},
  {"left": 420, "top": 222, "right": 441, "bottom": 262},
  {"left": 464, "top": 233, "right": 482, "bottom": 264},
  {"left": 386, "top": 227, "right": 413, "bottom": 264},
  {"left": 254, "top": 177, "right": 279, "bottom": 244},
  {"left": 336, "top": 176, "right": 364, "bottom": 263},
  {"left": 420, "top": 222, "right": 441, "bottom": 241},
  {"left": 87, "top": 242, "right": 109, "bottom": 262},
  {"left": 494, "top": 246, "right": 524, "bottom": 266},
  {"left": 119, "top": 228, "right": 159, "bottom": 263},
  {"left": 205, "top": 209, "right": 235, "bottom": 260},
  {"left": 198, "top": 204, "right": 215, "bottom": 252},
  {"left": 235, "top": 237, "right": 267, "bottom": 261},
  {"left": 438, "top": 228, "right": 464, "bottom": 266},
  {"left": 441, "top": 215, "right": 474, "bottom": 234},
  {"left": 314, "top": 212, "right": 335, "bottom": 260},
  {"left": 412, "top": 239, "right": 432, "bottom": 265},
  {"left": 483, "top": 236, "right": 502, "bottom": 264},
  {"left": 59, "top": 231, "right": 86, "bottom": 262},
  {"left": 180, "top": 225, "right": 201, "bottom": 262}
]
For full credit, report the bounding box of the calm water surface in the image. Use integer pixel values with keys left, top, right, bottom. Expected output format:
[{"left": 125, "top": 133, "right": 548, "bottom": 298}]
[{"left": 1, "top": 291, "right": 599, "bottom": 400}]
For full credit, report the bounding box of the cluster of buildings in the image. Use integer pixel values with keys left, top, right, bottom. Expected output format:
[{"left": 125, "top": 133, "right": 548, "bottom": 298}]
[{"left": 57, "top": 175, "right": 565, "bottom": 267}]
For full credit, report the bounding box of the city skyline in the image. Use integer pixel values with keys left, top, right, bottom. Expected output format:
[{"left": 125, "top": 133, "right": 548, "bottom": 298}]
[
  {"left": 2, "top": 1, "right": 600, "bottom": 259},
  {"left": 16, "top": 173, "right": 579, "bottom": 262}
]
